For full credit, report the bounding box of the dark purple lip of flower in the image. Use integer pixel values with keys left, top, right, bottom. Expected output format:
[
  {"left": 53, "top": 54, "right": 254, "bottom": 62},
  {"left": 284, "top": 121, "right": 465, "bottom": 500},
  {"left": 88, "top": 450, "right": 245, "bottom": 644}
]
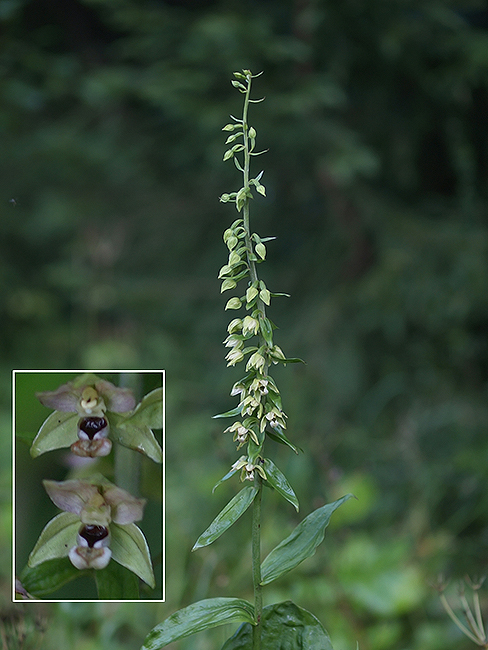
[
  {"left": 80, "top": 524, "right": 109, "bottom": 547},
  {"left": 78, "top": 417, "right": 108, "bottom": 440}
]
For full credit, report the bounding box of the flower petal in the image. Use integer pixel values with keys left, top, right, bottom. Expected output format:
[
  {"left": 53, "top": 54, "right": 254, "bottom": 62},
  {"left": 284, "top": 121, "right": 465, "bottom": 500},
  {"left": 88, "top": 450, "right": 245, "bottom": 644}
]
[
  {"left": 43, "top": 480, "right": 100, "bottom": 516},
  {"left": 36, "top": 384, "right": 80, "bottom": 412},
  {"left": 69, "top": 545, "right": 112, "bottom": 570},
  {"left": 96, "top": 380, "right": 136, "bottom": 413},
  {"left": 102, "top": 486, "right": 146, "bottom": 524}
]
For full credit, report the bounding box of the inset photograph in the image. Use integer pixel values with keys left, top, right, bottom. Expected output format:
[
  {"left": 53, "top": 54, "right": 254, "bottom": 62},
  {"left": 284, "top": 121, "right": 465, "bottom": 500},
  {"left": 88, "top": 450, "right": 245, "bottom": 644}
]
[{"left": 13, "top": 370, "right": 164, "bottom": 602}]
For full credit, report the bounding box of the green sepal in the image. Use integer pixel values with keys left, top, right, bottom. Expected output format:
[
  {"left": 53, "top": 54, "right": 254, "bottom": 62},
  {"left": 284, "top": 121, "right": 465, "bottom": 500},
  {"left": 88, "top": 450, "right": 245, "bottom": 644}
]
[
  {"left": 212, "top": 405, "right": 242, "bottom": 419},
  {"left": 263, "top": 458, "right": 299, "bottom": 512},
  {"left": 111, "top": 522, "right": 155, "bottom": 588},
  {"left": 260, "top": 494, "right": 354, "bottom": 585},
  {"left": 266, "top": 426, "right": 301, "bottom": 454},
  {"left": 141, "top": 598, "right": 255, "bottom": 650},
  {"left": 30, "top": 411, "right": 78, "bottom": 457},
  {"left": 192, "top": 487, "right": 257, "bottom": 551},
  {"left": 20, "top": 557, "right": 85, "bottom": 598},
  {"left": 220, "top": 601, "right": 334, "bottom": 650},
  {"left": 95, "top": 558, "right": 140, "bottom": 599},
  {"left": 110, "top": 411, "right": 162, "bottom": 464},
  {"left": 28, "top": 512, "right": 80, "bottom": 567},
  {"left": 126, "top": 387, "right": 164, "bottom": 429}
]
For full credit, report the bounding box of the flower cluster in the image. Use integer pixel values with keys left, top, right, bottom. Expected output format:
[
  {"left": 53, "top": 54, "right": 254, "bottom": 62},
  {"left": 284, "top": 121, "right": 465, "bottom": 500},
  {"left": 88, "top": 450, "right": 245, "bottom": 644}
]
[
  {"left": 215, "top": 71, "right": 300, "bottom": 486},
  {"left": 24, "top": 373, "right": 163, "bottom": 595}
]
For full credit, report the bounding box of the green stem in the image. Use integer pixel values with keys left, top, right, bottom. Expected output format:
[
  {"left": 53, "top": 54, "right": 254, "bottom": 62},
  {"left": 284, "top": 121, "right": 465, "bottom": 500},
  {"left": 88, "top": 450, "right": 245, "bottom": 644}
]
[
  {"left": 242, "top": 71, "right": 264, "bottom": 650},
  {"left": 251, "top": 474, "right": 263, "bottom": 650},
  {"left": 242, "top": 75, "right": 256, "bottom": 283}
]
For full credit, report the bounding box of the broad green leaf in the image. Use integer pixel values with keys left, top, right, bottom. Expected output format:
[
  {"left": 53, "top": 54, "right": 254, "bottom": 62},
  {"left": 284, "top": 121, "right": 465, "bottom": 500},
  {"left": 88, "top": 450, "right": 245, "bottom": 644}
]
[
  {"left": 30, "top": 411, "right": 78, "bottom": 457},
  {"left": 96, "top": 559, "right": 140, "bottom": 599},
  {"left": 110, "top": 412, "right": 162, "bottom": 463},
  {"left": 125, "top": 387, "right": 163, "bottom": 429},
  {"left": 260, "top": 494, "right": 354, "bottom": 585},
  {"left": 20, "top": 557, "right": 85, "bottom": 597},
  {"left": 192, "top": 487, "right": 257, "bottom": 551},
  {"left": 141, "top": 598, "right": 255, "bottom": 650},
  {"left": 220, "top": 601, "right": 334, "bottom": 650},
  {"left": 263, "top": 458, "right": 299, "bottom": 512},
  {"left": 111, "top": 522, "right": 155, "bottom": 588},
  {"left": 266, "top": 426, "right": 301, "bottom": 454},
  {"left": 28, "top": 512, "right": 79, "bottom": 566}
]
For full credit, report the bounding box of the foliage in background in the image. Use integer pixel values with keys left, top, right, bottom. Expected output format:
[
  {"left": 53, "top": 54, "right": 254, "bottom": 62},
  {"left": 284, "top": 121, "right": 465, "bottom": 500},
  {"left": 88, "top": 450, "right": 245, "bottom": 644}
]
[{"left": 1, "top": 0, "right": 488, "bottom": 648}]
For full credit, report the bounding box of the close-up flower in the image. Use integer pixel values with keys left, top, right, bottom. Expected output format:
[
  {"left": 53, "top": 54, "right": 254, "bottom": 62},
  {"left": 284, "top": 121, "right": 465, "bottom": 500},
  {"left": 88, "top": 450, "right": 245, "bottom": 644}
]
[
  {"left": 34, "top": 374, "right": 135, "bottom": 458},
  {"left": 30, "top": 373, "right": 163, "bottom": 463},
  {"left": 28, "top": 477, "right": 155, "bottom": 586}
]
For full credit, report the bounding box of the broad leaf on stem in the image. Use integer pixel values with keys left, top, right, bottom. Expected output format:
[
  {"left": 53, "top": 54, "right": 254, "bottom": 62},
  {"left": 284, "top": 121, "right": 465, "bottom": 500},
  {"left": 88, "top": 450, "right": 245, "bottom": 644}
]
[
  {"left": 192, "top": 487, "right": 257, "bottom": 550},
  {"left": 263, "top": 458, "right": 299, "bottom": 511},
  {"left": 220, "top": 600, "right": 334, "bottom": 650},
  {"left": 141, "top": 598, "right": 255, "bottom": 650},
  {"left": 260, "top": 494, "right": 354, "bottom": 585}
]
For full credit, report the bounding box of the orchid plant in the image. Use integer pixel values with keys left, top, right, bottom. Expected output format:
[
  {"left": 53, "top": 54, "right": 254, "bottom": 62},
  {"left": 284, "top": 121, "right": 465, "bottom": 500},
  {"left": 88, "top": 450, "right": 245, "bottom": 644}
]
[
  {"left": 16, "top": 372, "right": 163, "bottom": 600},
  {"left": 140, "top": 71, "right": 352, "bottom": 650}
]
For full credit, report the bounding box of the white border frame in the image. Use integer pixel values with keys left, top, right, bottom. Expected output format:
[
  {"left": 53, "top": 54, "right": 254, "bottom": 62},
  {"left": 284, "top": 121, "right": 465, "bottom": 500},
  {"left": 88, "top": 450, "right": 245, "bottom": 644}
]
[{"left": 12, "top": 369, "right": 165, "bottom": 603}]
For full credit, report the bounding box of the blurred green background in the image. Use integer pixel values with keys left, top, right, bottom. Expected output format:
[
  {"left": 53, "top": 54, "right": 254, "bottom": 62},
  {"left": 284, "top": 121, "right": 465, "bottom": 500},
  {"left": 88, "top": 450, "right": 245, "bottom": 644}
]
[{"left": 2, "top": 0, "right": 488, "bottom": 648}]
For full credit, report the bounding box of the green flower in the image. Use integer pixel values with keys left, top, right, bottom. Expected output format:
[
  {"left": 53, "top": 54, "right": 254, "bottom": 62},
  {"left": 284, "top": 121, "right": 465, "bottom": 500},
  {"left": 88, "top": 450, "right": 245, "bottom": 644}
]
[
  {"left": 29, "top": 477, "right": 155, "bottom": 586},
  {"left": 31, "top": 374, "right": 163, "bottom": 463}
]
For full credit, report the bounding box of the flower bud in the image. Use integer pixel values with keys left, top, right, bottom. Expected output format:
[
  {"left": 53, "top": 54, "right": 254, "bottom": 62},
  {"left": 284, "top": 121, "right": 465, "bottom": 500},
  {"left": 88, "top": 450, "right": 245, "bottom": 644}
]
[{"left": 225, "top": 297, "right": 242, "bottom": 311}]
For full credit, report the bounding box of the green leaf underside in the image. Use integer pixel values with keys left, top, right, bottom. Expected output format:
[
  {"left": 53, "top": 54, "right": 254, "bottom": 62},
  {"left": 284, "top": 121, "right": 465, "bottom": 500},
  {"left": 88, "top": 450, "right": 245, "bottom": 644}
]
[
  {"left": 30, "top": 411, "right": 78, "bottom": 457},
  {"left": 96, "top": 559, "right": 140, "bottom": 599},
  {"left": 192, "top": 487, "right": 257, "bottom": 550},
  {"left": 260, "top": 494, "right": 354, "bottom": 585},
  {"left": 123, "top": 387, "right": 164, "bottom": 430},
  {"left": 20, "top": 558, "right": 85, "bottom": 598},
  {"left": 110, "top": 412, "right": 162, "bottom": 463},
  {"left": 263, "top": 458, "right": 299, "bottom": 511},
  {"left": 220, "top": 601, "right": 334, "bottom": 650},
  {"left": 212, "top": 466, "right": 239, "bottom": 492},
  {"left": 141, "top": 598, "right": 255, "bottom": 650},
  {"left": 28, "top": 512, "right": 80, "bottom": 567},
  {"left": 111, "top": 522, "right": 156, "bottom": 588},
  {"left": 212, "top": 405, "right": 242, "bottom": 419}
]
